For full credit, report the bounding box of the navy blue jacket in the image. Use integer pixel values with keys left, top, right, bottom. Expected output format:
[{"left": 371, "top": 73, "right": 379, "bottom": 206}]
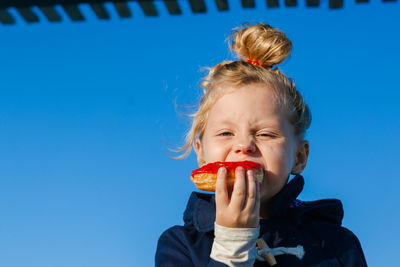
[{"left": 156, "top": 175, "right": 367, "bottom": 266}]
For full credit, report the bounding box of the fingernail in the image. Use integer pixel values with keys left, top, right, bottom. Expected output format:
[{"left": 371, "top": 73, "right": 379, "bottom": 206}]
[
  {"left": 218, "top": 167, "right": 226, "bottom": 174},
  {"left": 236, "top": 166, "right": 244, "bottom": 172}
]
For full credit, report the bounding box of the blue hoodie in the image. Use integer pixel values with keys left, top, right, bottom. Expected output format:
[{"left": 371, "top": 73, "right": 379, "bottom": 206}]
[{"left": 156, "top": 175, "right": 367, "bottom": 266}]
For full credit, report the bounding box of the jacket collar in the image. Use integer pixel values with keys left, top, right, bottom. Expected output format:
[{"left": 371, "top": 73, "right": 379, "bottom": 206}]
[{"left": 183, "top": 175, "right": 308, "bottom": 232}]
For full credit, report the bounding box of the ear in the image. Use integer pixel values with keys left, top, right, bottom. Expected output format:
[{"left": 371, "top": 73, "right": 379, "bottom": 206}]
[
  {"left": 291, "top": 140, "right": 310, "bottom": 175},
  {"left": 195, "top": 138, "right": 206, "bottom": 167}
]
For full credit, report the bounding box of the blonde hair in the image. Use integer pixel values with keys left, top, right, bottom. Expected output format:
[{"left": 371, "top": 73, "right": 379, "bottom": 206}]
[{"left": 176, "top": 23, "right": 311, "bottom": 159}]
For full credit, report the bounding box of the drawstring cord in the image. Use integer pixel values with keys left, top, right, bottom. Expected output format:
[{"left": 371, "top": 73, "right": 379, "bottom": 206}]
[
  {"left": 256, "top": 245, "right": 305, "bottom": 261},
  {"left": 256, "top": 237, "right": 305, "bottom": 266}
]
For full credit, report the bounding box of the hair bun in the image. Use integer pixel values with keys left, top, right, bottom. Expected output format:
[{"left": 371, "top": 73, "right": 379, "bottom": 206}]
[{"left": 230, "top": 23, "right": 292, "bottom": 68}]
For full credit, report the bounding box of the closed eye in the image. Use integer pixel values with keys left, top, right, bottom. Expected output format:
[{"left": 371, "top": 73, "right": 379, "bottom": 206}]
[{"left": 256, "top": 132, "right": 275, "bottom": 138}]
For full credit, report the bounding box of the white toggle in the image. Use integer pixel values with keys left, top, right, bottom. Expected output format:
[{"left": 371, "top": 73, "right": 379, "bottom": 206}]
[{"left": 256, "top": 245, "right": 305, "bottom": 261}]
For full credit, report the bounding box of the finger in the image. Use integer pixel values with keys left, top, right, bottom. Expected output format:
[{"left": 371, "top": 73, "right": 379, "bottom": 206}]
[
  {"left": 215, "top": 167, "right": 228, "bottom": 208},
  {"left": 244, "top": 170, "right": 256, "bottom": 212},
  {"left": 230, "top": 166, "right": 246, "bottom": 210},
  {"left": 254, "top": 179, "right": 260, "bottom": 215}
]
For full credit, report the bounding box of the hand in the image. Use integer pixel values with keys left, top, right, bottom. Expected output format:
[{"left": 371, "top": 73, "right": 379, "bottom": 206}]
[{"left": 215, "top": 166, "right": 260, "bottom": 228}]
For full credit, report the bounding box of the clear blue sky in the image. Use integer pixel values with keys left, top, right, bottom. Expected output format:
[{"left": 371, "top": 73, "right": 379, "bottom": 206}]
[{"left": 1, "top": 1, "right": 399, "bottom": 266}]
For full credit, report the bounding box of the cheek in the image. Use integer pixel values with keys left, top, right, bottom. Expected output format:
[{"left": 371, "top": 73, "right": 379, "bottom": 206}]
[
  {"left": 260, "top": 142, "right": 293, "bottom": 200},
  {"left": 201, "top": 138, "right": 230, "bottom": 163},
  {"left": 264, "top": 142, "right": 291, "bottom": 174}
]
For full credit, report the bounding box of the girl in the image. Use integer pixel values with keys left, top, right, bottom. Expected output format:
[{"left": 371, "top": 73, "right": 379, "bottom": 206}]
[{"left": 156, "top": 24, "right": 367, "bottom": 267}]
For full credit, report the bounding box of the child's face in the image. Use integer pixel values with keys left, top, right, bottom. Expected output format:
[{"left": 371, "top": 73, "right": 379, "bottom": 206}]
[{"left": 196, "top": 83, "right": 308, "bottom": 203}]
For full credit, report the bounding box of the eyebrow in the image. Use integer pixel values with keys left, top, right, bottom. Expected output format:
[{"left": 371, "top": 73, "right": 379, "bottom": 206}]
[
  {"left": 252, "top": 120, "right": 281, "bottom": 129},
  {"left": 212, "top": 119, "right": 282, "bottom": 130}
]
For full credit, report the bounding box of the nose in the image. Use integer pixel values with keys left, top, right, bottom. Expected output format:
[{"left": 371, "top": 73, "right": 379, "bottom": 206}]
[{"left": 233, "top": 136, "right": 256, "bottom": 154}]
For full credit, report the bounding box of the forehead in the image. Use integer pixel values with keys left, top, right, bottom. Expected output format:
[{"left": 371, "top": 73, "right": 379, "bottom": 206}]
[{"left": 208, "top": 83, "right": 284, "bottom": 122}]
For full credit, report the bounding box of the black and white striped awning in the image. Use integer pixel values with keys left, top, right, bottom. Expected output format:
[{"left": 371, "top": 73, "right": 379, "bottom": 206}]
[{"left": 0, "top": 0, "right": 397, "bottom": 25}]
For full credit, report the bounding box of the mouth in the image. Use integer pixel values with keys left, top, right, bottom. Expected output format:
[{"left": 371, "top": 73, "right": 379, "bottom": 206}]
[{"left": 228, "top": 160, "right": 266, "bottom": 183}]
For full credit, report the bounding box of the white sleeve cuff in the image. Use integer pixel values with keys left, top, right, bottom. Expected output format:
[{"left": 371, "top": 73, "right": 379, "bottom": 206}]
[{"left": 210, "top": 223, "right": 260, "bottom": 267}]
